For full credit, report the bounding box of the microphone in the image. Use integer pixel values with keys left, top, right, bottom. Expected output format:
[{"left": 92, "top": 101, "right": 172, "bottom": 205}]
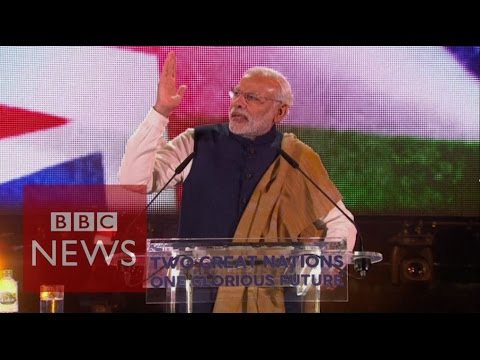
[
  {"left": 172, "top": 152, "right": 196, "bottom": 177},
  {"left": 276, "top": 147, "right": 371, "bottom": 277},
  {"left": 138, "top": 151, "right": 196, "bottom": 217}
]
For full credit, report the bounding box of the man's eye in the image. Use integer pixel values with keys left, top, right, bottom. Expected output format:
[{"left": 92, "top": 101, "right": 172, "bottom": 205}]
[{"left": 246, "top": 94, "right": 259, "bottom": 102}]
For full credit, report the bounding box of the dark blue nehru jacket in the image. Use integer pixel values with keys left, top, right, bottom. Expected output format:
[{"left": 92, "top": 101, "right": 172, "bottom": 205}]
[{"left": 178, "top": 123, "right": 283, "bottom": 238}]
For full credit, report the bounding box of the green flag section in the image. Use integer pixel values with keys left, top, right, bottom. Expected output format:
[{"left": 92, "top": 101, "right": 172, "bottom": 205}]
[{"left": 280, "top": 126, "right": 479, "bottom": 217}]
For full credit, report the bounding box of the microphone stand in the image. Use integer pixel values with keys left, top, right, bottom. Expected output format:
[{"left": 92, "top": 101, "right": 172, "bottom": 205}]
[
  {"left": 121, "top": 152, "right": 196, "bottom": 312},
  {"left": 278, "top": 148, "right": 372, "bottom": 277}
]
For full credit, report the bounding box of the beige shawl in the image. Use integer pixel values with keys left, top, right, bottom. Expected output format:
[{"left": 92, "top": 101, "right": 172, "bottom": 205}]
[{"left": 213, "top": 133, "right": 342, "bottom": 312}]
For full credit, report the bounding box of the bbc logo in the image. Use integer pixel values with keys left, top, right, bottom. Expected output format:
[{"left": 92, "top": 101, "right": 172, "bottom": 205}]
[{"left": 51, "top": 212, "right": 117, "bottom": 232}]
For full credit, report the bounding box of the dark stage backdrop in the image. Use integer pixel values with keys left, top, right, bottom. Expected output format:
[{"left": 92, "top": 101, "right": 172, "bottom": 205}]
[{"left": 1, "top": 46, "right": 478, "bottom": 216}]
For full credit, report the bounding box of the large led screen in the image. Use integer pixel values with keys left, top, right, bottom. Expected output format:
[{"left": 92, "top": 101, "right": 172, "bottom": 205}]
[{"left": 1, "top": 46, "right": 478, "bottom": 216}]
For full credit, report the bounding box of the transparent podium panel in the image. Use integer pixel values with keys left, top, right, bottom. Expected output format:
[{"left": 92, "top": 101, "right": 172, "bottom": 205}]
[{"left": 141, "top": 238, "right": 383, "bottom": 313}]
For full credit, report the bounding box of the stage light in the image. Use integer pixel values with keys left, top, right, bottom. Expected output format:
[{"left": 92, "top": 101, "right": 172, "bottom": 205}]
[{"left": 391, "top": 220, "right": 434, "bottom": 285}]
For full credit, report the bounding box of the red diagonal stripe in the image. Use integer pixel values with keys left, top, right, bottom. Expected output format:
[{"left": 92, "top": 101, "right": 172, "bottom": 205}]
[{"left": 0, "top": 105, "right": 69, "bottom": 139}]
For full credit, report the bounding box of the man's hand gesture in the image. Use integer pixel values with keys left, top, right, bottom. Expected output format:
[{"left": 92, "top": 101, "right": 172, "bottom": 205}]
[{"left": 153, "top": 51, "right": 187, "bottom": 118}]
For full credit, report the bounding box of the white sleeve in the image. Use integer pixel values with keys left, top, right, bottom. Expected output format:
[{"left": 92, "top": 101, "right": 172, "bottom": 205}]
[
  {"left": 118, "top": 108, "right": 194, "bottom": 193},
  {"left": 321, "top": 200, "right": 357, "bottom": 252}
]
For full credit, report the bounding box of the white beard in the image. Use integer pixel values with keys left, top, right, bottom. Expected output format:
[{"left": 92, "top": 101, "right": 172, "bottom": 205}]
[{"left": 229, "top": 111, "right": 275, "bottom": 139}]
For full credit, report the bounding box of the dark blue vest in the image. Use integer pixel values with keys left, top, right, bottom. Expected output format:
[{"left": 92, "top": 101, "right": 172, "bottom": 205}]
[
  {"left": 178, "top": 123, "right": 283, "bottom": 238},
  {"left": 175, "top": 124, "right": 304, "bottom": 313}
]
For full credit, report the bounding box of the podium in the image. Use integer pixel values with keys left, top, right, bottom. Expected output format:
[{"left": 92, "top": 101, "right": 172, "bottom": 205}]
[{"left": 134, "top": 237, "right": 383, "bottom": 313}]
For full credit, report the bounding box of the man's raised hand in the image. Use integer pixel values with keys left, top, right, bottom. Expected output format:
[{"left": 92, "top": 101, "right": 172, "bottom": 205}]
[{"left": 153, "top": 51, "right": 187, "bottom": 118}]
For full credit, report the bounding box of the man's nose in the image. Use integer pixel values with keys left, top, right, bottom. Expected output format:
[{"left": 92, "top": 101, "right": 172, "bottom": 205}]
[{"left": 231, "top": 93, "right": 247, "bottom": 107}]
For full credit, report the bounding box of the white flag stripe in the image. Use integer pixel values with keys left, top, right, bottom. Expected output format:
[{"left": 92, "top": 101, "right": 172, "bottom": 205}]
[{"left": 285, "top": 46, "right": 479, "bottom": 140}]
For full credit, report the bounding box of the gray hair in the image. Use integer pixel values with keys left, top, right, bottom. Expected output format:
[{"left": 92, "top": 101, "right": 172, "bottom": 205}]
[{"left": 244, "top": 67, "right": 294, "bottom": 107}]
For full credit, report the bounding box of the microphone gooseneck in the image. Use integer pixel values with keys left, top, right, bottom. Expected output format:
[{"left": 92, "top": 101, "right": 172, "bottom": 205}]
[
  {"left": 277, "top": 147, "right": 371, "bottom": 277},
  {"left": 123, "top": 152, "right": 196, "bottom": 238},
  {"left": 173, "top": 152, "right": 196, "bottom": 176},
  {"left": 144, "top": 151, "right": 196, "bottom": 213}
]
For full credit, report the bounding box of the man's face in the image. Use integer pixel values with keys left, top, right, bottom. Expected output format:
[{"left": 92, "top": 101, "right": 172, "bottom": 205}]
[{"left": 228, "top": 75, "right": 283, "bottom": 139}]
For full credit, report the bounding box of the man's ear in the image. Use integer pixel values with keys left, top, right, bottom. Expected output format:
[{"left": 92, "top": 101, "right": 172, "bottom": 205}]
[{"left": 273, "top": 104, "right": 289, "bottom": 124}]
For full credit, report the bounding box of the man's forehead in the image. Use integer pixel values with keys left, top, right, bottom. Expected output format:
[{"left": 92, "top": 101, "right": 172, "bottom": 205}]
[{"left": 237, "top": 75, "right": 279, "bottom": 93}]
